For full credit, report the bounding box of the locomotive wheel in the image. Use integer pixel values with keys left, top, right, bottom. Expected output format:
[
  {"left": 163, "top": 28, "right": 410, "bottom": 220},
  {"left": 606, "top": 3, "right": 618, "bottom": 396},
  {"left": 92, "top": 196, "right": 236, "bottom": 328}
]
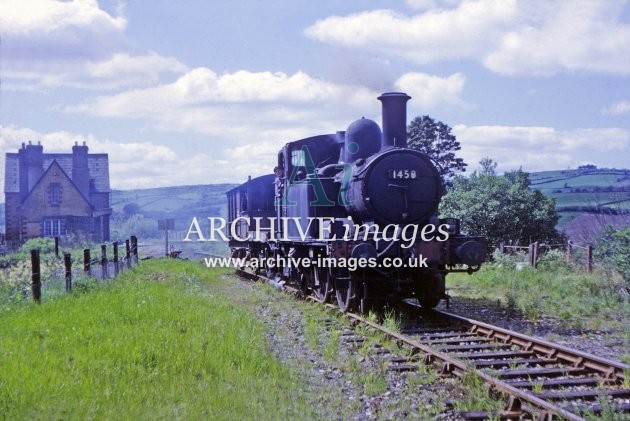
[
  {"left": 418, "top": 274, "right": 445, "bottom": 310},
  {"left": 335, "top": 277, "right": 357, "bottom": 312},
  {"left": 313, "top": 267, "right": 332, "bottom": 303},
  {"left": 419, "top": 293, "right": 441, "bottom": 310},
  {"left": 299, "top": 271, "right": 312, "bottom": 296}
]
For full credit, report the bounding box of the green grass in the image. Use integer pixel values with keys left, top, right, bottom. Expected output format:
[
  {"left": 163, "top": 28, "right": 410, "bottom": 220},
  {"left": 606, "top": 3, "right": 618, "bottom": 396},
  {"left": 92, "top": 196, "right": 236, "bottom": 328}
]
[
  {"left": 449, "top": 372, "right": 504, "bottom": 414},
  {"left": 449, "top": 253, "right": 629, "bottom": 330},
  {"left": 0, "top": 260, "right": 314, "bottom": 420}
]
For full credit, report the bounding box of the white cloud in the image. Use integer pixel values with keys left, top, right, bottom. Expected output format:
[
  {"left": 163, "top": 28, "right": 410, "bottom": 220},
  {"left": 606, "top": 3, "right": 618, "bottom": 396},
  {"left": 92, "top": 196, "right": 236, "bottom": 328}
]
[
  {"left": 1, "top": 0, "right": 187, "bottom": 90},
  {"left": 394, "top": 72, "right": 467, "bottom": 108},
  {"left": 602, "top": 100, "right": 630, "bottom": 115},
  {"left": 305, "top": 3, "right": 514, "bottom": 64},
  {"left": 1, "top": 0, "right": 127, "bottom": 60},
  {"left": 0, "top": 125, "right": 258, "bottom": 189},
  {"left": 483, "top": 1, "right": 630, "bottom": 75},
  {"left": 454, "top": 124, "right": 630, "bottom": 173},
  {"left": 65, "top": 67, "right": 382, "bottom": 141},
  {"left": 5, "top": 53, "right": 188, "bottom": 91},
  {"left": 305, "top": 0, "right": 630, "bottom": 76}
]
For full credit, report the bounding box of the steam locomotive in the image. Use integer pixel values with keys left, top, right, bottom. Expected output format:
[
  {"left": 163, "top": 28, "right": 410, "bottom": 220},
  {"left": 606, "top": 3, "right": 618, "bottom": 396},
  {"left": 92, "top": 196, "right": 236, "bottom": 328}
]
[{"left": 227, "top": 92, "right": 485, "bottom": 312}]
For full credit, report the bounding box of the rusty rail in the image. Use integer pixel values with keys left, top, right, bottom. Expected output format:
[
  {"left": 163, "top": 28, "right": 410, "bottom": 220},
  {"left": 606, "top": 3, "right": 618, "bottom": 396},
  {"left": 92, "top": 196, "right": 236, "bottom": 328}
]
[{"left": 233, "top": 267, "right": 629, "bottom": 420}]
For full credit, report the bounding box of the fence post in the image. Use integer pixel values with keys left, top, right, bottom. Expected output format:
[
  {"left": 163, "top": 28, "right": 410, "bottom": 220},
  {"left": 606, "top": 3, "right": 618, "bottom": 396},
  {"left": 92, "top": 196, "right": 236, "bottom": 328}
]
[
  {"left": 533, "top": 241, "right": 539, "bottom": 269},
  {"left": 113, "top": 241, "right": 119, "bottom": 276},
  {"left": 101, "top": 244, "right": 108, "bottom": 279},
  {"left": 64, "top": 252, "right": 72, "bottom": 292},
  {"left": 586, "top": 244, "right": 593, "bottom": 273},
  {"left": 499, "top": 242, "right": 505, "bottom": 254},
  {"left": 566, "top": 240, "right": 572, "bottom": 263},
  {"left": 54, "top": 237, "right": 59, "bottom": 258},
  {"left": 131, "top": 235, "right": 138, "bottom": 264},
  {"left": 84, "top": 249, "right": 91, "bottom": 275},
  {"left": 528, "top": 243, "right": 534, "bottom": 267},
  {"left": 31, "top": 249, "right": 41, "bottom": 303},
  {"left": 125, "top": 239, "right": 131, "bottom": 268}
]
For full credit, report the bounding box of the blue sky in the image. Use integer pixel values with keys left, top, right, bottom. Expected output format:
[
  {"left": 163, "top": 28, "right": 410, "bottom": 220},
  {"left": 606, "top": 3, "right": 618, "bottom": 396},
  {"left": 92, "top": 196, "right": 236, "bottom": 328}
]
[{"left": 1, "top": 0, "right": 629, "bottom": 189}]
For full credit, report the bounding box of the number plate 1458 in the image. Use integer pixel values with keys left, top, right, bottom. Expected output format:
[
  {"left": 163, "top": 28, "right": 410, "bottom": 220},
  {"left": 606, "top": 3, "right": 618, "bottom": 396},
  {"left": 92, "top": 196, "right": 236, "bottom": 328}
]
[{"left": 388, "top": 169, "right": 417, "bottom": 179}]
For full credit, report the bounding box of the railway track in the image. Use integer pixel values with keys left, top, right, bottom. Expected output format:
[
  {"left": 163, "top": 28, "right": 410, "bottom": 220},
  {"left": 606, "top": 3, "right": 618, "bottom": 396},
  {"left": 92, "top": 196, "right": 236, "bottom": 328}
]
[{"left": 233, "top": 267, "right": 630, "bottom": 420}]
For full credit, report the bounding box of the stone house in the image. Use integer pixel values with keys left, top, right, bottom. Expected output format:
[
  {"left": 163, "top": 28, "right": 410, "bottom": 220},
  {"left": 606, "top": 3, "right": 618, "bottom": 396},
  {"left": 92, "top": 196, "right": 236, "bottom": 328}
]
[{"left": 4, "top": 142, "right": 111, "bottom": 243}]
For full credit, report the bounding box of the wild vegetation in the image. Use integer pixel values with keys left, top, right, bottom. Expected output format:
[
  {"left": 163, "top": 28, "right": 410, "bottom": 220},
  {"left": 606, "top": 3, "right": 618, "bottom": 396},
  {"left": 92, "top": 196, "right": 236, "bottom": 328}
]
[
  {"left": 0, "top": 261, "right": 317, "bottom": 419},
  {"left": 449, "top": 249, "right": 629, "bottom": 331}
]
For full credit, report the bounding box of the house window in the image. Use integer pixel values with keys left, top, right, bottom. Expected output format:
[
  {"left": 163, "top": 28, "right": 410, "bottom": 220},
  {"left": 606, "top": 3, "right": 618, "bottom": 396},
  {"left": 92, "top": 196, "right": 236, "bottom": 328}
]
[
  {"left": 43, "top": 219, "right": 64, "bottom": 237},
  {"left": 50, "top": 183, "right": 61, "bottom": 206}
]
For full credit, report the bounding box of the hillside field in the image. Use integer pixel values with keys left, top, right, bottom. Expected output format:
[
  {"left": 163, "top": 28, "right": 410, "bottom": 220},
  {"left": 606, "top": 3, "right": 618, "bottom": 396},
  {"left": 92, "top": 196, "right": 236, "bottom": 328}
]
[{"left": 529, "top": 168, "right": 630, "bottom": 225}]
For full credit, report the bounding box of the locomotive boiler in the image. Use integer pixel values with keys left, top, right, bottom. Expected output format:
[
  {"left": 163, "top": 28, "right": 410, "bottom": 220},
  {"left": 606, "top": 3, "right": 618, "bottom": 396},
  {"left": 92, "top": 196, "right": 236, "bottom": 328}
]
[{"left": 227, "top": 92, "right": 485, "bottom": 312}]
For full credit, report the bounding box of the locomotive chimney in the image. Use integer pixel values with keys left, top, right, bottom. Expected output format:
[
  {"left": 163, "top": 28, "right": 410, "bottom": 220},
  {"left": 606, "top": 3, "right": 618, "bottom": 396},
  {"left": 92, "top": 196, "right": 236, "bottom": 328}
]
[{"left": 378, "top": 92, "right": 411, "bottom": 149}]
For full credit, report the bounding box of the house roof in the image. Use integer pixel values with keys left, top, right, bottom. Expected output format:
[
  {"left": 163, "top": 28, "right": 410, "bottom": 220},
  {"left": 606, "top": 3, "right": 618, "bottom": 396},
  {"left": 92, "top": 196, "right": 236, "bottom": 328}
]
[
  {"left": 4, "top": 152, "right": 109, "bottom": 194},
  {"left": 21, "top": 159, "right": 92, "bottom": 210}
]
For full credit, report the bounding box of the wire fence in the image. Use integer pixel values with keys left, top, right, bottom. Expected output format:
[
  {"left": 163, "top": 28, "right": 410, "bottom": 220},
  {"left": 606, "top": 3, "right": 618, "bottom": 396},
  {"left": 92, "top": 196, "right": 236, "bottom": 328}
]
[
  {"left": 0, "top": 236, "right": 140, "bottom": 304},
  {"left": 498, "top": 240, "right": 593, "bottom": 272}
]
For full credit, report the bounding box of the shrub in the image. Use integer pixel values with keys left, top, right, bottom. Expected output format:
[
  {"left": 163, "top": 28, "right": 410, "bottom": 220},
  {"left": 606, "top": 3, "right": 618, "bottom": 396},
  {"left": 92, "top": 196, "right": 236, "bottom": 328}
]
[
  {"left": 20, "top": 237, "right": 55, "bottom": 254},
  {"left": 595, "top": 225, "right": 630, "bottom": 283},
  {"left": 537, "top": 248, "right": 572, "bottom": 271}
]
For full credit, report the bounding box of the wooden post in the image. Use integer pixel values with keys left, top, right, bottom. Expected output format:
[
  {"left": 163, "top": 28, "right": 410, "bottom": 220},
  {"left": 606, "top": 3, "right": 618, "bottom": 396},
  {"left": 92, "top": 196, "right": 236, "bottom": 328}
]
[
  {"left": 54, "top": 237, "right": 59, "bottom": 258},
  {"left": 533, "top": 241, "right": 539, "bottom": 269},
  {"left": 125, "top": 239, "right": 131, "bottom": 268},
  {"left": 101, "top": 244, "right": 108, "bottom": 279},
  {"left": 528, "top": 243, "right": 534, "bottom": 267},
  {"left": 165, "top": 227, "right": 169, "bottom": 257},
  {"left": 499, "top": 242, "right": 505, "bottom": 254},
  {"left": 113, "top": 241, "right": 119, "bottom": 276},
  {"left": 64, "top": 252, "right": 72, "bottom": 292},
  {"left": 587, "top": 244, "right": 593, "bottom": 273},
  {"left": 566, "top": 240, "right": 572, "bottom": 263},
  {"left": 131, "top": 235, "right": 138, "bottom": 264},
  {"left": 84, "top": 248, "right": 91, "bottom": 275},
  {"left": 31, "top": 249, "right": 41, "bottom": 302}
]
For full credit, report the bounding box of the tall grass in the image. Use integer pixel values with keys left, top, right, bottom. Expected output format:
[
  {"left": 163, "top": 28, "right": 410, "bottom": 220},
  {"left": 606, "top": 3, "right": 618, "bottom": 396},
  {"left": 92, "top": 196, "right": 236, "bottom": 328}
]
[
  {"left": 0, "top": 260, "right": 314, "bottom": 420},
  {"left": 449, "top": 250, "right": 629, "bottom": 329}
]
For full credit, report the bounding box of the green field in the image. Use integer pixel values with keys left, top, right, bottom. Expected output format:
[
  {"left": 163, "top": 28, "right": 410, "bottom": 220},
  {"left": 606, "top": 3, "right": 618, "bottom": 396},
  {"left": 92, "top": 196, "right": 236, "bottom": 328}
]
[
  {"left": 0, "top": 260, "right": 315, "bottom": 420},
  {"left": 527, "top": 168, "right": 630, "bottom": 227}
]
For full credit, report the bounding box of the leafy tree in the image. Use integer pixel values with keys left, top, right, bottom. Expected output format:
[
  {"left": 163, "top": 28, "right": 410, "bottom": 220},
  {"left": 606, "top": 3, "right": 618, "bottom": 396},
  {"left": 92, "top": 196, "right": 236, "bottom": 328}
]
[
  {"left": 479, "top": 157, "right": 497, "bottom": 176},
  {"left": 595, "top": 225, "right": 630, "bottom": 282},
  {"left": 122, "top": 202, "right": 141, "bottom": 217},
  {"left": 407, "top": 115, "right": 467, "bottom": 180},
  {"left": 439, "top": 158, "right": 562, "bottom": 251}
]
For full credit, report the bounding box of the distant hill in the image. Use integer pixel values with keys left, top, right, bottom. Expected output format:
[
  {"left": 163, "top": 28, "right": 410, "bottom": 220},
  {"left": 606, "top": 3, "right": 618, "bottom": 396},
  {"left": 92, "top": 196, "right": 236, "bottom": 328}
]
[
  {"left": 1, "top": 166, "right": 629, "bottom": 240},
  {"left": 528, "top": 166, "right": 630, "bottom": 226},
  {"left": 109, "top": 184, "right": 237, "bottom": 238}
]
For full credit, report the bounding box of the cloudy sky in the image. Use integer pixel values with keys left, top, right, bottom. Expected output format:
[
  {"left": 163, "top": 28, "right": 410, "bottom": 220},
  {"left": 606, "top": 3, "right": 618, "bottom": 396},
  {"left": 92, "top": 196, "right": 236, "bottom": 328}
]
[{"left": 1, "top": 0, "right": 629, "bottom": 189}]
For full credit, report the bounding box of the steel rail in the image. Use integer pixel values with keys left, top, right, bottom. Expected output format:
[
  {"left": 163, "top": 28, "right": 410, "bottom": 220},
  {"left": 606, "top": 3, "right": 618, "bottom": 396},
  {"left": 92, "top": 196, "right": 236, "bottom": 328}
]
[
  {"left": 435, "top": 309, "right": 628, "bottom": 381},
  {"left": 233, "top": 268, "right": 629, "bottom": 420}
]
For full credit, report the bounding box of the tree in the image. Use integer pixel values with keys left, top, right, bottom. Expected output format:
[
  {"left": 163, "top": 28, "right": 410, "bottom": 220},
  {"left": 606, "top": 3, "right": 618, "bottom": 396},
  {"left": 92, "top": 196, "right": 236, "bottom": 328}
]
[
  {"left": 439, "top": 159, "right": 562, "bottom": 251},
  {"left": 595, "top": 225, "right": 630, "bottom": 282},
  {"left": 122, "top": 202, "right": 141, "bottom": 217},
  {"left": 407, "top": 115, "right": 467, "bottom": 180}
]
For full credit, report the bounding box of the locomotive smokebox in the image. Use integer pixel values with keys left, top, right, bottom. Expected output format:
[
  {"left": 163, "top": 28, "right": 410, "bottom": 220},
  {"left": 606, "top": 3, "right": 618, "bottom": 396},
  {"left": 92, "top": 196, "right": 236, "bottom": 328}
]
[{"left": 378, "top": 92, "right": 411, "bottom": 149}]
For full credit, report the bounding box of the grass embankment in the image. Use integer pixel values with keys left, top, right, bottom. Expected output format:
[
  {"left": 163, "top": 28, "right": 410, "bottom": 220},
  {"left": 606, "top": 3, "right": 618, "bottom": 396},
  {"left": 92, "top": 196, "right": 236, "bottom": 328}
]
[
  {"left": 449, "top": 251, "right": 629, "bottom": 331},
  {"left": 0, "top": 260, "right": 314, "bottom": 420}
]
